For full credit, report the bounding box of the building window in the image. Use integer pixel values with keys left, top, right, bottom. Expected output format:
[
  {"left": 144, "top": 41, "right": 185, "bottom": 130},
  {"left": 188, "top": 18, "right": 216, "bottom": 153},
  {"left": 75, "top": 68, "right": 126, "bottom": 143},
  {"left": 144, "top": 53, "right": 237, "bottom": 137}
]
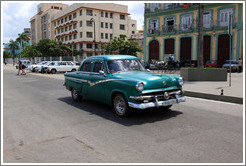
[
  {"left": 73, "top": 12, "right": 77, "bottom": 19},
  {"left": 73, "top": 44, "right": 77, "bottom": 50},
  {"left": 87, "top": 32, "right": 93, "bottom": 38},
  {"left": 110, "top": 13, "right": 113, "bottom": 18},
  {"left": 87, "top": 43, "right": 93, "bottom": 49},
  {"left": 61, "top": 28, "right": 63, "bottom": 33},
  {"left": 105, "top": 33, "right": 108, "bottom": 39},
  {"left": 120, "top": 35, "right": 125, "bottom": 39},
  {"left": 57, "top": 20, "right": 60, "bottom": 25},
  {"left": 220, "top": 8, "right": 233, "bottom": 26},
  {"left": 54, "top": 22, "right": 56, "bottom": 26},
  {"left": 132, "top": 24, "right": 135, "bottom": 27},
  {"left": 65, "top": 36, "right": 68, "bottom": 41},
  {"left": 110, "top": 23, "right": 113, "bottom": 29},
  {"left": 120, "top": 24, "right": 125, "bottom": 30},
  {"left": 74, "top": 34, "right": 77, "bottom": 39},
  {"left": 165, "top": 17, "right": 175, "bottom": 32},
  {"left": 69, "top": 35, "right": 72, "bottom": 40},
  {"left": 110, "top": 34, "right": 113, "bottom": 40},
  {"left": 65, "top": 27, "right": 68, "bottom": 32},
  {"left": 101, "top": 33, "right": 104, "bottom": 39},
  {"left": 80, "top": 32, "right": 83, "bottom": 38},
  {"left": 120, "top": 14, "right": 125, "bottom": 20},
  {"left": 80, "top": 43, "right": 83, "bottom": 49},
  {"left": 181, "top": 14, "right": 192, "bottom": 30},
  {"left": 101, "top": 22, "right": 104, "bottom": 28},
  {"left": 86, "top": 9, "right": 93, "bottom": 16},
  {"left": 105, "top": 23, "right": 108, "bottom": 28},
  {"left": 61, "top": 18, "right": 63, "bottom": 24},
  {"left": 86, "top": 20, "right": 93, "bottom": 27},
  {"left": 80, "top": 21, "right": 83, "bottom": 27},
  {"left": 203, "top": 11, "right": 212, "bottom": 28},
  {"left": 149, "top": 19, "right": 159, "bottom": 33},
  {"left": 101, "top": 11, "right": 104, "bottom": 17},
  {"left": 105, "top": 12, "right": 108, "bottom": 18},
  {"left": 132, "top": 31, "right": 135, "bottom": 34},
  {"left": 58, "top": 29, "right": 60, "bottom": 34},
  {"left": 69, "top": 25, "right": 72, "bottom": 30},
  {"left": 69, "top": 15, "right": 72, "bottom": 20},
  {"left": 73, "top": 23, "right": 77, "bottom": 29},
  {"left": 65, "top": 17, "right": 67, "bottom": 22},
  {"left": 80, "top": 10, "right": 82, "bottom": 16},
  {"left": 150, "top": 3, "right": 160, "bottom": 12}
]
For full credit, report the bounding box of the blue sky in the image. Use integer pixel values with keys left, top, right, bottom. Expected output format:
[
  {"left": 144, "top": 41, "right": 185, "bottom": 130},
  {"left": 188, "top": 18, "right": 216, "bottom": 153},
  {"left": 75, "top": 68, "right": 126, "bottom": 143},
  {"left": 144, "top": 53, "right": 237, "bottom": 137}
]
[{"left": 2, "top": 1, "right": 144, "bottom": 44}]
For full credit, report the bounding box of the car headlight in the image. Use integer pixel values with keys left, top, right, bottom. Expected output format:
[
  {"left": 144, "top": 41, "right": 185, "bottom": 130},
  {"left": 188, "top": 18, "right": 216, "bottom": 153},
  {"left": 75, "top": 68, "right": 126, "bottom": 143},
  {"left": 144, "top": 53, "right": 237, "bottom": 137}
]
[
  {"left": 178, "top": 77, "right": 184, "bottom": 86},
  {"left": 136, "top": 82, "right": 144, "bottom": 92}
]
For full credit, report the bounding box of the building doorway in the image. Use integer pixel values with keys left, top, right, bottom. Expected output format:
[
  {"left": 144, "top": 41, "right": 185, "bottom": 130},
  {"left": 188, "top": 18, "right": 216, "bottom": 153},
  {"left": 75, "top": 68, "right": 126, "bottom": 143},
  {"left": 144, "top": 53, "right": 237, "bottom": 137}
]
[
  {"left": 203, "top": 35, "right": 211, "bottom": 65},
  {"left": 217, "top": 34, "right": 230, "bottom": 67},
  {"left": 149, "top": 40, "right": 159, "bottom": 61},
  {"left": 180, "top": 37, "right": 192, "bottom": 61}
]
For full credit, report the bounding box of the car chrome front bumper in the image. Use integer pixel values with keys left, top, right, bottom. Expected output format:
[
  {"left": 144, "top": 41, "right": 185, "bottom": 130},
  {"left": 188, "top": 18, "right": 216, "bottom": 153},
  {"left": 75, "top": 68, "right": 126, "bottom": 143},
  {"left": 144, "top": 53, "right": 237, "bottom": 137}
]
[{"left": 128, "top": 95, "right": 185, "bottom": 110}]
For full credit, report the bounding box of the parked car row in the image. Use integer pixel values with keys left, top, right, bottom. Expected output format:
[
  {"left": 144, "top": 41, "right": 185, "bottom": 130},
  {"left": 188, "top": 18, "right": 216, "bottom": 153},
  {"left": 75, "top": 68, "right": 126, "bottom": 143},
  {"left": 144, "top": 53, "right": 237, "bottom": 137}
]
[{"left": 17, "top": 60, "right": 80, "bottom": 74}]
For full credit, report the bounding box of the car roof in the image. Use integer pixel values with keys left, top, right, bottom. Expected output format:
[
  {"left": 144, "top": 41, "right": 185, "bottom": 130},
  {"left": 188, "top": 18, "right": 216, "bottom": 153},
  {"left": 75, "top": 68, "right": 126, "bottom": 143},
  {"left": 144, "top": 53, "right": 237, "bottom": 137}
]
[{"left": 84, "top": 55, "right": 138, "bottom": 62}]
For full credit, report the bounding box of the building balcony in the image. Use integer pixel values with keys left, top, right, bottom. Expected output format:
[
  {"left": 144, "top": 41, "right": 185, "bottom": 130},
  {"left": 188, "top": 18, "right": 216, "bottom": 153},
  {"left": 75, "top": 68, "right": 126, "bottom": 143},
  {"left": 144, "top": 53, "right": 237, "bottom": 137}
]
[
  {"left": 147, "top": 20, "right": 237, "bottom": 36},
  {"left": 145, "top": 3, "right": 199, "bottom": 13}
]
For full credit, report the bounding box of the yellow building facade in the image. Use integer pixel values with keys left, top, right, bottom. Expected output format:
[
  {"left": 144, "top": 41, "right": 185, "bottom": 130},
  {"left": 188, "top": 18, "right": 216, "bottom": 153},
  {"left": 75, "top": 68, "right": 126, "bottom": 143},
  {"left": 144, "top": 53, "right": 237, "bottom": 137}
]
[{"left": 144, "top": 3, "right": 243, "bottom": 67}]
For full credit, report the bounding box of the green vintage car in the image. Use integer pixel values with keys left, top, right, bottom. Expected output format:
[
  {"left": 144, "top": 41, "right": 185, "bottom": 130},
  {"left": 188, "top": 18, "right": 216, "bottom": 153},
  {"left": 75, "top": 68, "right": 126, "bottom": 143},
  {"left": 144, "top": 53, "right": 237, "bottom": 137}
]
[{"left": 64, "top": 55, "right": 185, "bottom": 117}]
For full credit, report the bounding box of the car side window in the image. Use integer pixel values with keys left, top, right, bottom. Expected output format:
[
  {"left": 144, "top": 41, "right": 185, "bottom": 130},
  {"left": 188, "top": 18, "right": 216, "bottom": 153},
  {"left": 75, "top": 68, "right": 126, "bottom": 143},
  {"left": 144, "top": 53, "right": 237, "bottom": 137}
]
[
  {"left": 93, "top": 62, "right": 104, "bottom": 73},
  {"left": 81, "top": 62, "right": 92, "bottom": 72}
]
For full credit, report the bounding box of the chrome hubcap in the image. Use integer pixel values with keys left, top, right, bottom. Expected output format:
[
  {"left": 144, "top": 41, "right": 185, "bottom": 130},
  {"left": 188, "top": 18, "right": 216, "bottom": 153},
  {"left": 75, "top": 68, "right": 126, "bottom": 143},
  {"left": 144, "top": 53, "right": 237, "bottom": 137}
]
[
  {"left": 115, "top": 97, "right": 126, "bottom": 114},
  {"left": 72, "top": 90, "right": 78, "bottom": 99}
]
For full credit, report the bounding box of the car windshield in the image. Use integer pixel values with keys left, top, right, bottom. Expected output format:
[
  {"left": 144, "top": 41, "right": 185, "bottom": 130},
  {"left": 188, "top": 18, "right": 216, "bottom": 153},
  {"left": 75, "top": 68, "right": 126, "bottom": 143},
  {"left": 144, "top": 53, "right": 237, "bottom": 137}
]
[
  {"left": 225, "top": 60, "right": 238, "bottom": 64},
  {"left": 107, "top": 59, "right": 145, "bottom": 73},
  {"left": 206, "top": 61, "right": 216, "bottom": 64}
]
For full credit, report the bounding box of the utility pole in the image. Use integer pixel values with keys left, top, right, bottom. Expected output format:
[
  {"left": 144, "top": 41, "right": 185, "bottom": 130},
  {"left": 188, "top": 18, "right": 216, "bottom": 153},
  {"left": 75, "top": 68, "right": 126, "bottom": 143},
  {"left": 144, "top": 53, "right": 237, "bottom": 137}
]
[
  {"left": 197, "top": 3, "right": 204, "bottom": 68},
  {"left": 228, "top": 14, "right": 233, "bottom": 87}
]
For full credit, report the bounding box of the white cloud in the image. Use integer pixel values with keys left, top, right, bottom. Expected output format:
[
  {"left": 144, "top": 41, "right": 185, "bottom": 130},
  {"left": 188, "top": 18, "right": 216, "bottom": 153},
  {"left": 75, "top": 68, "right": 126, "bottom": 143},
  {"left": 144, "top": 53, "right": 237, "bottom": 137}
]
[{"left": 14, "top": 3, "right": 35, "bottom": 19}]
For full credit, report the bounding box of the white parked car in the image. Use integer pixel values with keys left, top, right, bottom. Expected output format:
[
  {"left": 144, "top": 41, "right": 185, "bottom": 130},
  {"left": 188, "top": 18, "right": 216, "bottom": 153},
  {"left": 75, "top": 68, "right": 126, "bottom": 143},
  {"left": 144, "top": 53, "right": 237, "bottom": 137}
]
[
  {"left": 30, "top": 61, "right": 49, "bottom": 72},
  {"left": 16, "top": 60, "right": 31, "bottom": 69},
  {"left": 46, "top": 61, "right": 79, "bottom": 74}
]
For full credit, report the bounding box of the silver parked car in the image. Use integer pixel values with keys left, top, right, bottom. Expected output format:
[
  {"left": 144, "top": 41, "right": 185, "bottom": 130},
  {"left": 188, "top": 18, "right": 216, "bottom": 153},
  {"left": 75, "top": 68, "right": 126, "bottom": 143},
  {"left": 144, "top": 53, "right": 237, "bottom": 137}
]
[{"left": 222, "top": 60, "right": 239, "bottom": 72}]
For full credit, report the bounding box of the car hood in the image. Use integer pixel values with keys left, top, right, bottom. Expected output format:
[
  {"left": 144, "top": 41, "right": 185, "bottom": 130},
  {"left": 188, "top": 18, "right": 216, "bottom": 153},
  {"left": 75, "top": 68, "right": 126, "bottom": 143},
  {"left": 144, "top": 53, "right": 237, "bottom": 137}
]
[{"left": 111, "top": 71, "right": 180, "bottom": 90}]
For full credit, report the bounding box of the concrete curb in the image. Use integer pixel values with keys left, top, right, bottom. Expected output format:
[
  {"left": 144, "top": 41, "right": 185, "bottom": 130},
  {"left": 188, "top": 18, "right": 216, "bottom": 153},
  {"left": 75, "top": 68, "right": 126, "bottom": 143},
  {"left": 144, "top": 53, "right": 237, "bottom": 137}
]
[{"left": 184, "top": 91, "right": 243, "bottom": 104}]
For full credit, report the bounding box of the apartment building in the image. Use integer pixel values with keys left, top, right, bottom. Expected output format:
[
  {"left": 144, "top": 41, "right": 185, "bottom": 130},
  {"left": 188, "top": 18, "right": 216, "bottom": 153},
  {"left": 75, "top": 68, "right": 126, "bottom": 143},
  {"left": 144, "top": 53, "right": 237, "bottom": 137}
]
[
  {"left": 30, "top": 3, "right": 137, "bottom": 58},
  {"left": 53, "top": 3, "right": 137, "bottom": 57},
  {"left": 30, "top": 3, "right": 69, "bottom": 45},
  {"left": 144, "top": 3, "right": 243, "bottom": 67}
]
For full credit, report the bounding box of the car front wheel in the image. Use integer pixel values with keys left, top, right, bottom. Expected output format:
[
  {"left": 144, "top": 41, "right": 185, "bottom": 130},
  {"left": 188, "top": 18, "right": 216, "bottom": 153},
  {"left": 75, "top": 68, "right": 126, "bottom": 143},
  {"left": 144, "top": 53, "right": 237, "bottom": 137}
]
[
  {"left": 71, "top": 88, "right": 82, "bottom": 101},
  {"left": 51, "top": 69, "right": 57, "bottom": 74},
  {"left": 113, "top": 94, "right": 131, "bottom": 117}
]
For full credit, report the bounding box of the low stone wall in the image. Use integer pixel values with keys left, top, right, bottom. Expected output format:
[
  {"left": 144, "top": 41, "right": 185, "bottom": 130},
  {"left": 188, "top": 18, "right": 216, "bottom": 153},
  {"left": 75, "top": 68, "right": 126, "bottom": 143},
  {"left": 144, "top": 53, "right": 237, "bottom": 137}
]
[{"left": 180, "top": 68, "right": 227, "bottom": 81}]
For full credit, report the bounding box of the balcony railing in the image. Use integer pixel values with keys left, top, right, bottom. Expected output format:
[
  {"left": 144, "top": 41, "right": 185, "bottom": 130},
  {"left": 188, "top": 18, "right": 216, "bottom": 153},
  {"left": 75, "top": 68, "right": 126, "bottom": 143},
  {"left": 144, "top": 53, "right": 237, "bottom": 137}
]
[
  {"left": 147, "top": 19, "right": 237, "bottom": 36},
  {"left": 145, "top": 3, "right": 199, "bottom": 13}
]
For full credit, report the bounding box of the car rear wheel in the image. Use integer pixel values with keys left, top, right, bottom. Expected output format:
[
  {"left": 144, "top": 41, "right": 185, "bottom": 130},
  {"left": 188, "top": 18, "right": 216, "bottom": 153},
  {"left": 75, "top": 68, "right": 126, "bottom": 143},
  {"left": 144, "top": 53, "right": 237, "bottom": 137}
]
[
  {"left": 71, "top": 88, "right": 82, "bottom": 101},
  {"left": 113, "top": 94, "right": 131, "bottom": 117},
  {"left": 51, "top": 69, "right": 56, "bottom": 74},
  {"left": 71, "top": 69, "right": 76, "bottom": 72}
]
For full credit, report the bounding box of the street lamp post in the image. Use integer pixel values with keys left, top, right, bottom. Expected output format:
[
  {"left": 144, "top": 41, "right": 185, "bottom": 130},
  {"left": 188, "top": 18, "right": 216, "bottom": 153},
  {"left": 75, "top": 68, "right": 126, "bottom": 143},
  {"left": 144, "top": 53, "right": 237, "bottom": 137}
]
[{"left": 90, "top": 18, "right": 96, "bottom": 55}]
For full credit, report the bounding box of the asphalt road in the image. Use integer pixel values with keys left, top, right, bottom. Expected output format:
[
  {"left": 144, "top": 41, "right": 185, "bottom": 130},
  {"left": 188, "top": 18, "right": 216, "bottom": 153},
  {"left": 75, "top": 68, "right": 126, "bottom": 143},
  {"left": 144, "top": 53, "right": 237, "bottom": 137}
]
[{"left": 3, "top": 68, "right": 244, "bottom": 163}]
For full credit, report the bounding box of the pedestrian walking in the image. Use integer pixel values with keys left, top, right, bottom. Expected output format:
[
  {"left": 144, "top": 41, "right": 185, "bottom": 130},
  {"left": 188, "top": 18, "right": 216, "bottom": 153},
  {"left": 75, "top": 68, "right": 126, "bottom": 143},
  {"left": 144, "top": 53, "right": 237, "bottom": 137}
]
[
  {"left": 21, "top": 63, "right": 26, "bottom": 75},
  {"left": 17, "top": 61, "right": 22, "bottom": 75},
  {"left": 238, "top": 58, "right": 243, "bottom": 73}
]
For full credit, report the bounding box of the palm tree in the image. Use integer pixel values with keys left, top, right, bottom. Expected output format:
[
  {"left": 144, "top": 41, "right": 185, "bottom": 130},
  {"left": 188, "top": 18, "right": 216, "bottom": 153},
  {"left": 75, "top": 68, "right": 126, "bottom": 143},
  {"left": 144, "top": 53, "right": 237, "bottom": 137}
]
[
  {"left": 8, "top": 39, "right": 19, "bottom": 65},
  {"left": 16, "top": 33, "right": 30, "bottom": 59}
]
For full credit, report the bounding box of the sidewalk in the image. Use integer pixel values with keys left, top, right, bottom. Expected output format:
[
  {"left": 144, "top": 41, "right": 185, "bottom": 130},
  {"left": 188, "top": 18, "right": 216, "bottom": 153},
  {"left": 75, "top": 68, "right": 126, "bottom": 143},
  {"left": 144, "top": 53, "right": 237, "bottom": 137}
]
[{"left": 153, "top": 70, "right": 244, "bottom": 104}]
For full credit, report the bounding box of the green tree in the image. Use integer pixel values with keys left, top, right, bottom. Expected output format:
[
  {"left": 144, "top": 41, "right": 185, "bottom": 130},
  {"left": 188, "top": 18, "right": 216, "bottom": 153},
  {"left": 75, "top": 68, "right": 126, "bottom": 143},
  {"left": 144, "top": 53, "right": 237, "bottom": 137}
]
[
  {"left": 36, "top": 39, "right": 71, "bottom": 57},
  {"left": 102, "top": 36, "right": 143, "bottom": 56},
  {"left": 3, "top": 50, "right": 11, "bottom": 63},
  {"left": 16, "top": 33, "right": 30, "bottom": 58},
  {"left": 21, "top": 45, "right": 41, "bottom": 58},
  {"left": 8, "top": 39, "right": 19, "bottom": 65}
]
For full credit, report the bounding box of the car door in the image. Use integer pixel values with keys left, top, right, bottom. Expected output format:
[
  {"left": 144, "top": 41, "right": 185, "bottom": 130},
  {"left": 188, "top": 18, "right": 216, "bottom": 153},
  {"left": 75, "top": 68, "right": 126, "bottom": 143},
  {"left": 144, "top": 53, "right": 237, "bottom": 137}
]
[{"left": 88, "top": 61, "right": 107, "bottom": 102}]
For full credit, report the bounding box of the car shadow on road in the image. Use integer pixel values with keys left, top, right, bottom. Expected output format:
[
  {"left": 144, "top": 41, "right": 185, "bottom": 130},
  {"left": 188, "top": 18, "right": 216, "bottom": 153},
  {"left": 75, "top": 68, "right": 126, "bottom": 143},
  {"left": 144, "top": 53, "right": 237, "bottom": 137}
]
[{"left": 58, "top": 97, "right": 183, "bottom": 126}]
